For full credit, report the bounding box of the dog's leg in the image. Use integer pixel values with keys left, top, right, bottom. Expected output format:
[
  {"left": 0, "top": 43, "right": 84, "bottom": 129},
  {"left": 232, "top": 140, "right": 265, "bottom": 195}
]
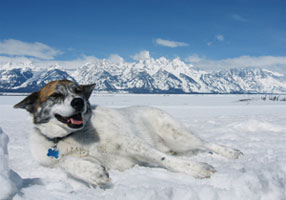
[
  {"left": 149, "top": 109, "right": 205, "bottom": 153},
  {"left": 59, "top": 156, "right": 110, "bottom": 187},
  {"left": 160, "top": 123, "right": 243, "bottom": 159},
  {"left": 150, "top": 110, "right": 242, "bottom": 159},
  {"left": 204, "top": 142, "right": 243, "bottom": 159},
  {"left": 124, "top": 137, "right": 215, "bottom": 178},
  {"left": 161, "top": 125, "right": 243, "bottom": 159}
]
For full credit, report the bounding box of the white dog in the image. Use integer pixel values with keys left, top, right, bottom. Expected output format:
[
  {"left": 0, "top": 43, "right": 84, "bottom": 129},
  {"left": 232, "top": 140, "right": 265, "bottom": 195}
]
[{"left": 14, "top": 80, "right": 242, "bottom": 186}]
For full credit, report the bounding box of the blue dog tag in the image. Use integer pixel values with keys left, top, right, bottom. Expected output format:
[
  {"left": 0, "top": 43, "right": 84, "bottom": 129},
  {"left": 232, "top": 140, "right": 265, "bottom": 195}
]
[{"left": 47, "top": 147, "right": 59, "bottom": 159}]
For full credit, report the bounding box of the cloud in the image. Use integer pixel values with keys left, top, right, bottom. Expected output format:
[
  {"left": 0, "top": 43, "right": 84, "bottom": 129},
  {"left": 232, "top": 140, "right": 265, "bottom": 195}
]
[
  {"left": 0, "top": 39, "right": 61, "bottom": 59},
  {"left": 108, "top": 54, "right": 124, "bottom": 64},
  {"left": 207, "top": 34, "right": 224, "bottom": 46},
  {"left": 216, "top": 34, "right": 224, "bottom": 41},
  {"left": 0, "top": 55, "right": 31, "bottom": 64},
  {"left": 185, "top": 54, "right": 204, "bottom": 63},
  {"left": 131, "top": 50, "right": 151, "bottom": 61},
  {"left": 190, "top": 55, "right": 286, "bottom": 73},
  {"left": 0, "top": 55, "right": 102, "bottom": 70},
  {"left": 54, "top": 56, "right": 100, "bottom": 69},
  {"left": 231, "top": 14, "right": 248, "bottom": 22},
  {"left": 1, "top": 48, "right": 286, "bottom": 74},
  {"left": 155, "top": 38, "right": 189, "bottom": 48}
]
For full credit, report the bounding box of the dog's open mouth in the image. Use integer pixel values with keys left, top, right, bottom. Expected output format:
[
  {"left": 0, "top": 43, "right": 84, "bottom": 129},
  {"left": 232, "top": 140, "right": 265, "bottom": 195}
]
[{"left": 55, "top": 113, "right": 83, "bottom": 129}]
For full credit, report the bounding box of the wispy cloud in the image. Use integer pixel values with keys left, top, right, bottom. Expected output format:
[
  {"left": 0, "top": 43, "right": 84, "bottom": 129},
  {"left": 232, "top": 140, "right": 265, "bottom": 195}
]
[
  {"left": 187, "top": 55, "right": 286, "bottom": 73},
  {"left": 108, "top": 54, "right": 124, "bottom": 64},
  {"left": 1, "top": 48, "right": 286, "bottom": 74},
  {"left": 0, "top": 39, "right": 61, "bottom": 59},
  {"left": 207, "top": 34, "right": 224, "bottom": 46},
  {"left": 155, "top": 38, "right": 189, "bottom": 48},
  {"left": 231, "top": 14, "right": 248, "bottom": 22},
  {"left": 185, "top": 54, "right": 204, "bottom": 63},
  {"left": 131, "top": 50, "right": 151, "bottom": 61},
  {"left": 216, "top": 34, "right": 224, "bottom": 41}
]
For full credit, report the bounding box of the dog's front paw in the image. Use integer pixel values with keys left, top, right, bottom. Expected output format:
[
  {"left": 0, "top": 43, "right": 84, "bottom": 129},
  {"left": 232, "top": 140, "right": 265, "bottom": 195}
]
[
  {"left": 192, "top": 162, "right": 216, "bottom": 179},
  {"left": 61, "top": 157, "right": 111, "bottom": 187},
  {"left": 84, "top": 164, "right": 111, "bottom": 187},
  {"left": 175, "top": 161, "right": 216, "bottom": 179},
  {"left": 91, "top": 166, "right": 111, "bottom": 187},
  {"left": 222, "top": 148, "right": 243, "bottom": 159}
]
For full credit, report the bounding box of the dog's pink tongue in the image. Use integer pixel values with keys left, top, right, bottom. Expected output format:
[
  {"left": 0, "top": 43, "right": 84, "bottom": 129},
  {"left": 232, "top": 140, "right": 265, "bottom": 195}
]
[{"left": 69, "top": 118, "right": 83, "bottom": 125}]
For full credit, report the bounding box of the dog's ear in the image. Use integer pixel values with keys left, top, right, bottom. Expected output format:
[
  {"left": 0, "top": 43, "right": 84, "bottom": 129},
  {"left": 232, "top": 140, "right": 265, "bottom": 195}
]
[
  {"left": 80, "top": 83, "right": 96, "bottom": 100},
  {"left": 14, "top": 92, "right": 39, "bottom": 113}
]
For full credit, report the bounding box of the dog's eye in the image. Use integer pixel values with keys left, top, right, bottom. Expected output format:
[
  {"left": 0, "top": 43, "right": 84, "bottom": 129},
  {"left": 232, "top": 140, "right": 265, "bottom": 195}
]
[
  {"left": 74, "top": 88, "right": 82, "bottom": 94},
  {"left": 50, "top": 93, "right": 64, "bottom": 99}
]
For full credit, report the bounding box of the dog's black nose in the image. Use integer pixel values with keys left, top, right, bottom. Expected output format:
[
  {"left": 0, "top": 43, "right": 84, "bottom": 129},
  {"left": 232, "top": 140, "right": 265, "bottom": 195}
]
[{"left": 71, "top": 98, "right": 84, "bottom": 111}]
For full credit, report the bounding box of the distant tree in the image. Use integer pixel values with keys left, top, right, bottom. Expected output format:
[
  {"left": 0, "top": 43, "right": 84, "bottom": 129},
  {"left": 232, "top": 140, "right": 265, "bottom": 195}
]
[{"left": 281, "top": 96, "right": 286, "bottom": 101}]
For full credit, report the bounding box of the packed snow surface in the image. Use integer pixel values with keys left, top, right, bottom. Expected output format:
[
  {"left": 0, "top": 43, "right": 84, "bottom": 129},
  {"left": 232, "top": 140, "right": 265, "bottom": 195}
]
[
  {"left": 0, "top": 128, "right": 22, "bottom": 200},
  {"left": 0, "top": 94, "right": 285, "bottom": 200}
]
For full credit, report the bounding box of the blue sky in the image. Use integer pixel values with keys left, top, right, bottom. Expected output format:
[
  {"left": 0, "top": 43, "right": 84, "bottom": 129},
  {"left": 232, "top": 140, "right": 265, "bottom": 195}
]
[{"left": 0, "top": 0, "right": 286, "bottom": 71}]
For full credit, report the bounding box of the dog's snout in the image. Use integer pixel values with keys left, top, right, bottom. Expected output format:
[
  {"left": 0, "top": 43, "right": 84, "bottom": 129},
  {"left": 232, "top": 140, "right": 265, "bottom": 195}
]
[{"left": 71, "top": 98, "right": 84, "bottom": 111}]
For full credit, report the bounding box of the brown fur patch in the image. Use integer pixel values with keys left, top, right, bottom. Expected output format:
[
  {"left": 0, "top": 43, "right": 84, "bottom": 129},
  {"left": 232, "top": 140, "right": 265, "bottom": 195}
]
[
  {"left": 32, "top": 80, "right": 74, "bottom": 113},
  {"left": 38, "top": 80, "right": 72, "bottom": 103}
]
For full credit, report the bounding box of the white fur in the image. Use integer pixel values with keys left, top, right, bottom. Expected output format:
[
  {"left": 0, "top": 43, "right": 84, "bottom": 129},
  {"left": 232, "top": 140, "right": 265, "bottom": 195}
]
[
  {"left": 30, "top": 106, "right": 242, "bottom": 186},
  {"left": 35, "top": 96, "right": 88, "bottom": 139},
  {"left": 52, "top": 95, "right": 86, "bottom": 117}
]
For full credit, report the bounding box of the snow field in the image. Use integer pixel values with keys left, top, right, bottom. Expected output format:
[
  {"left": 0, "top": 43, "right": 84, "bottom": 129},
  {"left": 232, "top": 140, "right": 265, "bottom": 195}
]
[
  {"left": 0, "top": 128, "right": 23, "bottom": 200},
  {"left": 0, "top": 94, "right": 285, "bottom": 199}
]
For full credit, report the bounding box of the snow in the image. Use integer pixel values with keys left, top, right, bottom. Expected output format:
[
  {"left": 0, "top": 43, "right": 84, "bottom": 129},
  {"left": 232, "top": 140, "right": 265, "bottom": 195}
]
[
  {"left": 0, "top": 94, "right": 286, "bottom": 199},
  {"left": 262, "top": 69, "right": 284, "bottom": 77},
  {"left": 0, "top": 128, "right": 23, "bottom": 200}
]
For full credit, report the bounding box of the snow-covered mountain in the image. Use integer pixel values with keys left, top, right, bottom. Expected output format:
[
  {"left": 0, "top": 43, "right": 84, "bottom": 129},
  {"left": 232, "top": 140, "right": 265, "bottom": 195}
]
[
  {"left": 0, "top": 64, "right": 76, "bottom": 92},
  {"left": 1, "top": 58, "right": 286, "bottom": 93}
]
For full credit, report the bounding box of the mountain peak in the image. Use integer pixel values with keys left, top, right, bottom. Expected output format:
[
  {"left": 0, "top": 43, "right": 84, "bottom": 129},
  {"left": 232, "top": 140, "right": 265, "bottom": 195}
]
[
  {"left": 1, "top": 60, "right": 286, "bottom": 94},
  {"left": 171, "top": 57, "right": 185, "bottom": 65}
]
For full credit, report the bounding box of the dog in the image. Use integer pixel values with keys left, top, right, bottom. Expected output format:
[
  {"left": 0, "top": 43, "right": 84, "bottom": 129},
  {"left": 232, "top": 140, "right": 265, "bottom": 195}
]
[{"left": 14, "top": 80, "right": 242, "bottom": 186}]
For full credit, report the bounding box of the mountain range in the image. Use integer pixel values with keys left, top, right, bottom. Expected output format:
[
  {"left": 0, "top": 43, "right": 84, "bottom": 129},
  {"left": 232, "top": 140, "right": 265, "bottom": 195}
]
[{"left": 1, "top": 57, "right": 286, "bottom": 94}]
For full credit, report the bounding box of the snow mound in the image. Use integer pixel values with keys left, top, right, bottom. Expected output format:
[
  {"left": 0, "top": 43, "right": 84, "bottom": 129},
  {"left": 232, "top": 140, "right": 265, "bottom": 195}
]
[
  {"left": 0, "top": 127, "right": 23, "bottom": 200},
  {"left": 230, "top": 119, "right": 286, "bottom": 133}
]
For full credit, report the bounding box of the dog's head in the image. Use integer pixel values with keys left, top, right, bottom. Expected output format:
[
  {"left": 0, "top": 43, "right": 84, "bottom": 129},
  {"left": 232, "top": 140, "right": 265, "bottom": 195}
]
[{"left": 14, "top": 80, "right": 96, "bottom": 139}]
